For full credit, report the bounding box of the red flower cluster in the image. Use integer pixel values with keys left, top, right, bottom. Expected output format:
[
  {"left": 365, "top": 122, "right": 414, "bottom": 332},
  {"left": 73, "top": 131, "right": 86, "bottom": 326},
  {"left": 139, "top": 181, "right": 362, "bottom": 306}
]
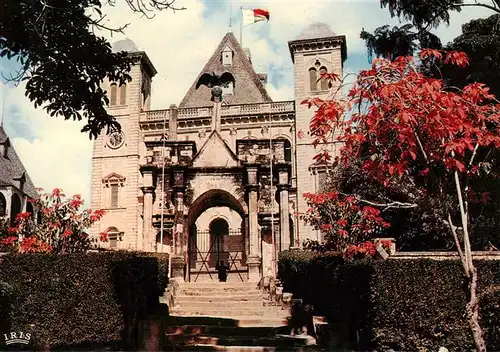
[{"left": 0, "top": 188, "right": 107, "bottom": 253}]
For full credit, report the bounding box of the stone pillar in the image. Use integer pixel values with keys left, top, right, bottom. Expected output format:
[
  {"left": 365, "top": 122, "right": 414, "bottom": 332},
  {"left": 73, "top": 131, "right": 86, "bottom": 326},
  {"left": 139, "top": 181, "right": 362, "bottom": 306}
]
[
  {"left": 140, "top": 165, "right": 157, "bottom": 252},
  {"left": 211, "top": 101, "right": 222, "bottom": 133},
  {"left": 171, "top": 168, "right": 186, "bottom": 280},
  {"left": 169, "top": 104, "right": 178, "bottom": 141},
  {"left": 245, "top": 165, "right": 261, "bottom": 282},
  {"left": 141, "top": 186, "right": 155, "bottom": 252},
  {"left": 277, "top": 163, "right": 291, "bottom": 250}
]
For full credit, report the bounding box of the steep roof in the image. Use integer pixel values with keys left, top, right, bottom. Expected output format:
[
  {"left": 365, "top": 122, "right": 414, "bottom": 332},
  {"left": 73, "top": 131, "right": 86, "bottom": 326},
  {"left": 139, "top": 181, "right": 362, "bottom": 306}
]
[
  {"left": 180, "top": 32, "right": 272, "bottom": 108},
  {"left": 0, "top": 126, "right": 37, "bottom": 198}
]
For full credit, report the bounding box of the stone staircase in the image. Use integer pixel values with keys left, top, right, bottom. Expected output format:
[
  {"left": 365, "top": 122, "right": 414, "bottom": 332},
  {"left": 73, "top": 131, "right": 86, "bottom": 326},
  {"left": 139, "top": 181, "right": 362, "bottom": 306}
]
[{"left": 161, "top": 281, "right": 317, "bottom": 351}]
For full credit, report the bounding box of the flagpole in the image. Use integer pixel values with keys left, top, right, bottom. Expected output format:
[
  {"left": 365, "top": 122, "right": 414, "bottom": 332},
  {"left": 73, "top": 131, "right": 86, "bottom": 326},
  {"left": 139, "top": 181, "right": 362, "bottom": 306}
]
[
  {"left": 240, "top": 6, "right": 243, "bottom": 45},
  {"left": 269, "top": 113, "right": 276, "bottom": 278},
  {"left": 229, "top": 0, "right": 232, "bottom": 31}
]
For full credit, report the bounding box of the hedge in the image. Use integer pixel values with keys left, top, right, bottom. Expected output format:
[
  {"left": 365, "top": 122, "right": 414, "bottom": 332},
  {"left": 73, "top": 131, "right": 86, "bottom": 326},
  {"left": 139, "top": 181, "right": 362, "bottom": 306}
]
[
  {"left": 0, "top": 251, "right": 169, "bottom": 350},
  {"left": 278, "top": 250, "right": 500, "bottom": 351}
]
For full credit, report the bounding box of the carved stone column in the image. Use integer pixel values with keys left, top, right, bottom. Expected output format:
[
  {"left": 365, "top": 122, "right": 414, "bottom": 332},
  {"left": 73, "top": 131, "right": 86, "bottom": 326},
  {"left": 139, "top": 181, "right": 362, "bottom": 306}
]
[
  {"left": 245, "top": 165, "right": 261, "bottom": 282},
  {"left": 211, "top": 101, "right": 222, "bottom": 133},
  {"left": 171, "top": 168, "right": 186, "bottom": 280},
  {"left": 140, "top": 165, "right": 157, "bottom": 252},
  {"left": 276, "top": 163, "right": 291, "bottom": 250},
  {"left": 141, "top": 186, "right": 155, "bottom": 251}
]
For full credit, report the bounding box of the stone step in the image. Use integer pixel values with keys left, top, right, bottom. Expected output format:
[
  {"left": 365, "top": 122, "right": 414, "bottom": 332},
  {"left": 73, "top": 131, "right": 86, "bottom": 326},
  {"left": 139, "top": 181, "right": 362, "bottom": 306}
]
[
  {"left": 178, "top": 288, "right": 262, "bottom": 296},
  {"left": 163, "top": 345, "right": 278, "bottom": 352},
  {"left": 165, "top": 324, "right": 290, "bottom": 337},
  {"left": 175, "top": 293, "right": 263, "bottom": 302},
  {"left": 164, "top": 333, "right": 316, "bottom": 348},
  {"left": 168, "top": 315, "right": 289, "bottom": 328},
  {"left": 169, "top": 312, "right": 290, "bottom": 321},
  {"left": 173, "top": 300, "right": 264, "bottom": 310}
]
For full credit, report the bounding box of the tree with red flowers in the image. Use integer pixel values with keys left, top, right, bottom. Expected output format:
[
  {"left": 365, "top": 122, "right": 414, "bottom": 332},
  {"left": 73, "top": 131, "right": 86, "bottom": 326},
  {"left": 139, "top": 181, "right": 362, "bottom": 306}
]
[
  {"left": 302, "top": 50, "right": 500, "bottom": 351},
  {"left": 0, "top": 188, "right": 107, "bottom": 253}
]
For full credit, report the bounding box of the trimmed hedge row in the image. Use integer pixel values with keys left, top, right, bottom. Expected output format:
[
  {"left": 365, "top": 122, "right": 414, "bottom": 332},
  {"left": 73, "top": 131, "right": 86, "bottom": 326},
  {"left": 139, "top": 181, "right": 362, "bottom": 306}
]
[
  {"left": 0, "top": 251, "right": 169, "bottom": 350},
  {"left": 278, "top": 250, "right": 500, "bottom": 351}
]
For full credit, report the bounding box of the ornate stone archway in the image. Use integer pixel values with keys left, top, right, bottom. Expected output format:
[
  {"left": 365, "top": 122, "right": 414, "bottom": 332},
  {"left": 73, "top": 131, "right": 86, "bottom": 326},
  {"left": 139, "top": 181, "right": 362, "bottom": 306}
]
[{"left": 186, "top": 189, "right": 247, "bottom": 282}]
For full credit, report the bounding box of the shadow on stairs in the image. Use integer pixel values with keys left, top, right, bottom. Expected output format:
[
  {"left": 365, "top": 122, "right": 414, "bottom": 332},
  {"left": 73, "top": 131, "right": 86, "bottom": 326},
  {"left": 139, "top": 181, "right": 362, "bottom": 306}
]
[{"left": 159, "top": 281, "right": 320, "bottom": 352}]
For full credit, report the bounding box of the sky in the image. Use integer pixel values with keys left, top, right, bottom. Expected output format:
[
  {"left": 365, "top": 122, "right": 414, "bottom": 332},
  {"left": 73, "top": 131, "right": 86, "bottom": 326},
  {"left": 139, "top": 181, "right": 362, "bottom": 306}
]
[{"left": 0, "top": 0, "right": 492, "bottom": 206}]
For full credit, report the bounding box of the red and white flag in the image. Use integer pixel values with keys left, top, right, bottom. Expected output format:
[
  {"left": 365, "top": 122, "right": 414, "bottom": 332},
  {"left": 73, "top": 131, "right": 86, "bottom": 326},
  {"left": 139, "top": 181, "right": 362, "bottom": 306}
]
[{"left": 242, "top": 8, "right": 270, "bottom": 26}]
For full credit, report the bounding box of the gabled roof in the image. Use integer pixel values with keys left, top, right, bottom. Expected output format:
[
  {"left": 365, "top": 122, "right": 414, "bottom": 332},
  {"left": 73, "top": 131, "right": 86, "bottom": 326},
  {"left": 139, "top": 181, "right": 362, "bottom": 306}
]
[
  {"left": 191, "top": 130, "right": 240, "bottom": 168},
  {"left": 180, "top": 32, "right": 272, "bottom": 108},
  {"left": 0, "top": 126, "right": 37, "bottom": 198}
]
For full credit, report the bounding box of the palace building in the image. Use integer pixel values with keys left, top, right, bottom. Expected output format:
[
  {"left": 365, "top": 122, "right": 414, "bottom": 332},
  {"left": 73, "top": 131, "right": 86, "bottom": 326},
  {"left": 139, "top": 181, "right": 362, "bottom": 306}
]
[{"left": 89, "top": 23, "right": 347, "bottom": 282}]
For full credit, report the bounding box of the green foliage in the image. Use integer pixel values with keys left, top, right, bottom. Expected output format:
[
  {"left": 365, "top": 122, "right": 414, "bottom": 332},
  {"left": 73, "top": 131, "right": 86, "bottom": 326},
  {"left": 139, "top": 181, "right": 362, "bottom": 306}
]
[
  {"left": 1, "top": 0, "right": 135, "bottom": 138},
  {"left": 0, "top": 251, "right": 168, "bottom": 350},
  {"left": 278, "top": 251, "right": 500, "bottom": 350},
  {"left": 360, "top": 24, "right": 441, "bottom": 61},
  {"left": 443, "top": 14, "right": 500, "bottom": 98},
  {"left": 380, "top": 0, "right": 464, "bottom": 29}
]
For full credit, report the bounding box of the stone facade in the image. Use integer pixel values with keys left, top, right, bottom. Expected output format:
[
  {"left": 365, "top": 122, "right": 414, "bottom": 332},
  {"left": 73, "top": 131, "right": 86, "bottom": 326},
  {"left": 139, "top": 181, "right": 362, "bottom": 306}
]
[{"left": 90, "top": 23, "right": 347, "bottom": 282}]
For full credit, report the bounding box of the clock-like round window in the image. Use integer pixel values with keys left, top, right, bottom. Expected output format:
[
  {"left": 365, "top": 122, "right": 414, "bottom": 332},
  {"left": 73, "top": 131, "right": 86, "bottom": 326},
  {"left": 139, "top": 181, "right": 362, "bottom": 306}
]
[{"left": 107, "top": 131, "right": 125, "bottom": 149}]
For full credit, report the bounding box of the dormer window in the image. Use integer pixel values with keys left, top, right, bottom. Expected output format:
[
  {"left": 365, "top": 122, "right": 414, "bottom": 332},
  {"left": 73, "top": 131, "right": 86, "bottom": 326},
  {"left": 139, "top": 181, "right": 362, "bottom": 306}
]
[
  {"left": 0, "top": 137, "right": 10, "bottom": 158},
  {"left": 222, "top": 81, "right": 234, "bottom": 96},
  {"left": 222, "top": 45, "right": 234, "bottom": 66},
  {"left": 14, "top": 172, "right": 26, "bottom": 192}
]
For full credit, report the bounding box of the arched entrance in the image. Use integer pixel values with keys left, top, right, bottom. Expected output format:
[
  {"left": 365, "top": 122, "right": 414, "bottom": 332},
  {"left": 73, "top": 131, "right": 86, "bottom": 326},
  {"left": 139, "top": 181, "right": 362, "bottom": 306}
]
[
  {"left": 0, "top": 193, "right": 6, "bottom": 217},
  {"left": 10, "top": 193, "right": 21, "bottom": 224},
  {"left": 187, "top": 189, "right": 247, "bottom": 282}
]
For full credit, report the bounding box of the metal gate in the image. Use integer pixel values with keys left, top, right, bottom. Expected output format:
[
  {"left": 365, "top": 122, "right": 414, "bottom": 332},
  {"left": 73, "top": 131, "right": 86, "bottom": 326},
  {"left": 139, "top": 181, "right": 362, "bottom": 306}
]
[{"left": 189, "top": 229, "right": 247, "bottom": 282}]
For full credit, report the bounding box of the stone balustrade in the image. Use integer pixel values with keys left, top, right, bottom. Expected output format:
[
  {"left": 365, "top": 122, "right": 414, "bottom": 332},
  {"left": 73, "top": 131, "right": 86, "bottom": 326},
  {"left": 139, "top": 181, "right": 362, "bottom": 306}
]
[{"left": 141, "top": 101, "right": 295, "bottom": 122}]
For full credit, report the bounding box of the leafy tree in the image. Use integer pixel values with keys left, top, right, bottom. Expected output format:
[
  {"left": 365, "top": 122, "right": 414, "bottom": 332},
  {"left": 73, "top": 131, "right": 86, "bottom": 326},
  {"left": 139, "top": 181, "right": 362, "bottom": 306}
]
[
  {"left": 360, "top": 23, "right": 441, "bottom": 61},
  {"left": 303, "top": 50, "right": 500, "bottom": 350},
  {"left": 0, "top": 0, "right": 184, "bottom": 139},
  {"left": 0, "top": 188, "right": 107, "bottom": 253},
  {"left": 443, "top": 14, "right": 500, "bottom": 98},
  {"left": 380, "top": 0, "right": 500, "bottom": 29}
]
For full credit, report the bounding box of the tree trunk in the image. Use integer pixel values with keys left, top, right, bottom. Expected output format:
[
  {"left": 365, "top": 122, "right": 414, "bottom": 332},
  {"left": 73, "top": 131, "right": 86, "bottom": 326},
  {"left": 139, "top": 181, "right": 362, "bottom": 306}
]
[
  {"left": 454, "top": 172, "right": 487, "bottom": 351},
  {"left": 467, "top": 267, "right": 487, "bottom": 352}
]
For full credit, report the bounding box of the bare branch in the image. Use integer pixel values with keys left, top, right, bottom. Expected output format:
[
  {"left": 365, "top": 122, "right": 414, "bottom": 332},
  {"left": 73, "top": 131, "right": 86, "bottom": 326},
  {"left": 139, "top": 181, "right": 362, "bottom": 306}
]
[
  {"left": 456, "top": 2, "right": 500, "bottom": 13},
  {"left": 340, "top": 193, "right": 418, "bottom": 210}
]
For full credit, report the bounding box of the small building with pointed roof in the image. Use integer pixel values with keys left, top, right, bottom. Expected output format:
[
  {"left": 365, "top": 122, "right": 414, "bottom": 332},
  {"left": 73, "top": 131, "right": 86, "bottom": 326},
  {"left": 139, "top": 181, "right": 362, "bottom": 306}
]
[
  {"left": 90, "top": 25, "right": 347, "bottom": 282},
  {"left": 0, "top": 126, "right": 38, "bottom": 224}
]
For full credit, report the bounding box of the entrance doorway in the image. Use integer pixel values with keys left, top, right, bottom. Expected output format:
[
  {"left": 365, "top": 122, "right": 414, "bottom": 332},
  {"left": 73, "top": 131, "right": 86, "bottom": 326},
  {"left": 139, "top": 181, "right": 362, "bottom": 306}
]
[
  {"left": 209, "top": 218, "right": 229, "bottom": 268},
  {"left": 187, "top": 189, "right": 248, "bottom": 282}
]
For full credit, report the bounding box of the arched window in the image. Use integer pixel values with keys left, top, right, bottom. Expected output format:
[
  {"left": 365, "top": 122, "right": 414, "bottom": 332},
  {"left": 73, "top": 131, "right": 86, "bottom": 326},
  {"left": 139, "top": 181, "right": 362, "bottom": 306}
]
[
  {"left": 319, "top": 66, "right": 328, "bottom": 91},
  {"left": 309, "top": 68, "right": 318, "bottom": 91},
  {"left": 119, "top": 83, "right": 127, "bottom": 105},
  {"left": 106, "top": 226, "right": 120, "bottom": 248},
  {"left": 110, "top": 83, "right": 117, "bottom": 106},
  {"left": 280, "top": 138, "right": 292, "bottom": 162}
]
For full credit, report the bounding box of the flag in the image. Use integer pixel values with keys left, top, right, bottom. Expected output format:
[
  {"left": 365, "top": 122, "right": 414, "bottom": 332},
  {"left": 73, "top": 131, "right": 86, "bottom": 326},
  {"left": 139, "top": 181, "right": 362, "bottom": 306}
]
[{"left": 242, "top": 8, "right": 270, "bottom": 26}]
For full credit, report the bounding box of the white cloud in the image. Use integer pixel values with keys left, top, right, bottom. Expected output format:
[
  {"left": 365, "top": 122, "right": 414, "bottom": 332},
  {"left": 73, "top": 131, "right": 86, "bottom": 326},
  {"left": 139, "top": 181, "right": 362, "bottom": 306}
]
[
  {"left": 2, "top": 0, "right": 496, "bottom": 206},
  {"left": 2, "top": 82, "right": 93, "bottom": 202}
]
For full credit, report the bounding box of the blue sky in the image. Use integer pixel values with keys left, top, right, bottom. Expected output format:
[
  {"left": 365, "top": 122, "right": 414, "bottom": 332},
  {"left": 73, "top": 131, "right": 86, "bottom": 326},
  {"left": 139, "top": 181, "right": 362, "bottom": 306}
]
[{"left": 0, "top": 0, "right": 492, "bottom": 204}]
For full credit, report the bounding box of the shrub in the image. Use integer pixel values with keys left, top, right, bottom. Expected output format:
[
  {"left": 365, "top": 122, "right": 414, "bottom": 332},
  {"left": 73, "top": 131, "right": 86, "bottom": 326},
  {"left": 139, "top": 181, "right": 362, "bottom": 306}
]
[
  {"left": 0, "top": 251, "right": 164, "bottom": 350},
  {"left": 278, "top": 250, "right": 500, "bottom": 351}
]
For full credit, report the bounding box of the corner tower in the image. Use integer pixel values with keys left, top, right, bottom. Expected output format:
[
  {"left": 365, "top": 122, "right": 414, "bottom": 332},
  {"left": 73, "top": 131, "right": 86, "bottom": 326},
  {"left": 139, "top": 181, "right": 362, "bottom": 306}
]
[
  {"left": 289, "top": 23, "right": 347, "bottom": 243},
  {"left": 90, "top": 39, "right": 157, "bottom": 249}
]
